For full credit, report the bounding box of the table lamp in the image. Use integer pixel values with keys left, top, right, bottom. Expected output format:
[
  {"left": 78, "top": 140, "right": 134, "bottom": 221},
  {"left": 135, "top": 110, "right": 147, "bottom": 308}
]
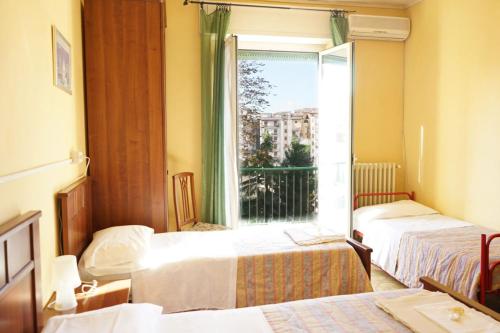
[{"left": 52, "top": 255, "right": 81, "bottom": 311}]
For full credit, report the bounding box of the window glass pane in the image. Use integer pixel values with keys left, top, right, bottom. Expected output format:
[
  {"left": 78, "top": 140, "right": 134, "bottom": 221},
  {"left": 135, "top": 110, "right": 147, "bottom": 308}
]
[{"left": 238, "top": 50, "right": 319, "bottom": 224}]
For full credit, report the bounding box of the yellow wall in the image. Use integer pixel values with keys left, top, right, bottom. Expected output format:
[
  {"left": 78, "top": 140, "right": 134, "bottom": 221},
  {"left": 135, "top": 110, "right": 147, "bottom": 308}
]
[
  {"left": 354, "top": 39, "right": 406, "bottom": 189},
  {"left": 404, "top": 0, "right": 500, "bottom": 230},
  {"left": 0, "top": 0, "right": 86, "bottom": 303},
  {"left": 165, "top": 0, "right": 203, "bottom": 231},
  {"left": 165, "top": 1, "right": 408, "bottom": 229}
]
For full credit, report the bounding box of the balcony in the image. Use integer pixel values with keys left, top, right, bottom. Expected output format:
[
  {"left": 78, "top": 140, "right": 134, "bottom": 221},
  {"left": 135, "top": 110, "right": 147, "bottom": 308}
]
[{"left": 239, "top": 167, "right": 318, "bottom": 223}]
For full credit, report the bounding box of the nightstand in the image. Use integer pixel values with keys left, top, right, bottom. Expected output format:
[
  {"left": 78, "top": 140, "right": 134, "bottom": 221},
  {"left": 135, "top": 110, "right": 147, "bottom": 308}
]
[{"left": 42, "top": 279, "right": 131, "bottom": 326}]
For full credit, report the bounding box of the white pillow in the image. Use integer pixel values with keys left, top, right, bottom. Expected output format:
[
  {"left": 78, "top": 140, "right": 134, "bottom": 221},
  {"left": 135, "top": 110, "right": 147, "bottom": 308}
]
[
  {"left": 43, "top": 303, "right": 163, "bottom": 333},
  {"left": 82, "top": 225, "right": 154, "bottom": 270},
  {"left": 78, "top": 257, "right": 141, "bottom": 279},
  {"left": 353, "top": 200, "right": 438, "bottom": 225}
]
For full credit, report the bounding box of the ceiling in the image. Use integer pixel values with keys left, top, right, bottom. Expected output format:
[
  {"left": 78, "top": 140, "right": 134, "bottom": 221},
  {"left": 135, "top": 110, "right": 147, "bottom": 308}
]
[{"left": 306, "top": 0, "right": 421, "bottom": 9}]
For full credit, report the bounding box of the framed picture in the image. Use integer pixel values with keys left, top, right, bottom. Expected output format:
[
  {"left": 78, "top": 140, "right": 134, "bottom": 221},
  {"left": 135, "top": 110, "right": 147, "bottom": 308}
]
[{"left": 52, "top": 26, "right": 72, "bottom": 94}]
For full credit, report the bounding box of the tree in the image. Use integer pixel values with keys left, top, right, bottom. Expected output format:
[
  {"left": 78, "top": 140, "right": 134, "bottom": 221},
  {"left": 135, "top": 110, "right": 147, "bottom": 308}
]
[
  {"left": 245, "top": 131, "right": 275, "bottom": 168},
  {"left": 282, "top": 137, "right": 313, "bottom": 167},
  {"left": 238, "top": 61, "right": 274, "bottom": 166}
]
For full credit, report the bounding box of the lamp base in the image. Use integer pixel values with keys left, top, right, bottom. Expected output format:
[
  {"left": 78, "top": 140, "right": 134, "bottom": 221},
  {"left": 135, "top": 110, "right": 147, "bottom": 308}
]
[{"left": 54, "top": 286, "right": 78, "bottom": 311}]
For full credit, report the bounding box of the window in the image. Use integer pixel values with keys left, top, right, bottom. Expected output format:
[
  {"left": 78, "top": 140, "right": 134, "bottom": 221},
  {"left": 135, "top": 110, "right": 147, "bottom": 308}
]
[{"left": 238, "top": 50, "right": 319, "bottom": 223}]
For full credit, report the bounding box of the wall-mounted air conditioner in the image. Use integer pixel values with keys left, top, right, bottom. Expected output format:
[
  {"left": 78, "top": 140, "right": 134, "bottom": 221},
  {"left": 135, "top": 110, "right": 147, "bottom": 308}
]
[{"left": 348, "top": 15, "right": 410, "bottom": 42}]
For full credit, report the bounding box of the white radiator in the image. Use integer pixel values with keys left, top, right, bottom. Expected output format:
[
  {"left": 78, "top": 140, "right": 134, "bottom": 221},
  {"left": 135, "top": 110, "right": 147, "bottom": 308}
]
[{"left": 353, "top": 162, "right": 398, "bottom": 208}]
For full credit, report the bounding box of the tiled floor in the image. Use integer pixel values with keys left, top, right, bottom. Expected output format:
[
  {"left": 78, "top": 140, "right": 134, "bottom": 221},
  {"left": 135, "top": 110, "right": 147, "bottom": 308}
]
[{"left": 371, "top": 264, "right": 407, "bottom": 291}]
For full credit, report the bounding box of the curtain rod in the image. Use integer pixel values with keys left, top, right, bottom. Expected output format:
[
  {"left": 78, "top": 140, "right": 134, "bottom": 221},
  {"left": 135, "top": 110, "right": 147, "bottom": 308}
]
[{"left": 183, "top": 0, "right": 355, "bottom": 13}]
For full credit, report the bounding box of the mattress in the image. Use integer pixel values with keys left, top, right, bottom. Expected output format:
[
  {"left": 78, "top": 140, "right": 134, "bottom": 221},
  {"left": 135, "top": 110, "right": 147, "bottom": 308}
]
[
  {"left": 233, "top": 226, "right": 371, "bottom": 308},
  {"left": 130, "top": 225, "right": 372, "bottom": 312},
  {"left": 395, "top": 225, "right": 500, "bottom": 299},
  {"left": 157, "top": 289, "right": 420, "bottom": 333},
  {"left": 44, "top": 288, "right": 500, "bottom": 333},
  {"left": 356, "top": 213, "right": 471, "bottom": 275},
  {"left": 354, "top": 203, "right": 499, "bottom": 299}
]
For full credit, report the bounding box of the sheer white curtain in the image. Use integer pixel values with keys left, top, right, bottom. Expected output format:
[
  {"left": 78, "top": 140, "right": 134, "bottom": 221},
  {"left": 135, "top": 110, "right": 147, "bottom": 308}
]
[{"left": 224, "top": 35, "right": 240, "bottom": 229}]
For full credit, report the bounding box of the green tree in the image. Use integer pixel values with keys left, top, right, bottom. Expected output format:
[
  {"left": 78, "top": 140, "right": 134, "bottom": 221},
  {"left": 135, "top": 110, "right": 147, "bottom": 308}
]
[
  {"left": 238, "top": 61, "right": 274, "bottom": 166},
  {"left": 282, "top": 138, "right": 313, "bottom": 167},
  {"left": 245, "top": 131, "right": 275, "bottom": 168}
]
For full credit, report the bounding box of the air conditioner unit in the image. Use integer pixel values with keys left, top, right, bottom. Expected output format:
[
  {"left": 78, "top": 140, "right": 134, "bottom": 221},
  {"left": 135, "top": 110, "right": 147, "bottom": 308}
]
[{"left": 348, "top": 15, "right": 410, "bottom": 41}]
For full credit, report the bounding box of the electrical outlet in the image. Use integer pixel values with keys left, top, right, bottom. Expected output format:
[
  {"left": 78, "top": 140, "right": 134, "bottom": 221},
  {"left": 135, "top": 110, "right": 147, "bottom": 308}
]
[{"left": 70, "top": 151, "right": 85, "bottom": 164}]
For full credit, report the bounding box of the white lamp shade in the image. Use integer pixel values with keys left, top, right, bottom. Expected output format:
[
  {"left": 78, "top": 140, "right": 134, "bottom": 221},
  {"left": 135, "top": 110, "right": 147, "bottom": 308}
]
[{"left": 51, "top": 255, "right": 81, "bottom": 291}]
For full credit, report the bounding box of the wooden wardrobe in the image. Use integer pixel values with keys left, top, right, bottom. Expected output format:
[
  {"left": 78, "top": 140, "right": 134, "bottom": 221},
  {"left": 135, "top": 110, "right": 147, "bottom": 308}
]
[{"left": 83, "top": 0, "right": 167, "bottom": 232}]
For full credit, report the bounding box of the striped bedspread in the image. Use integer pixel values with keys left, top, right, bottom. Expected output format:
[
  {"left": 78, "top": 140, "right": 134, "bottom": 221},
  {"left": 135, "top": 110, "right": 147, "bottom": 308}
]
[
  {"left": 132, "top": 227, "right": 372, "bottom": 312},
  {"left": 394, "top": 226, "right": 500, "bottom": 299},
  {"left": 261, "top": 289, "right": 417, "bottom": 332},
  {"left": 235, "top": 238, "right": 372, "bottom": 307}
]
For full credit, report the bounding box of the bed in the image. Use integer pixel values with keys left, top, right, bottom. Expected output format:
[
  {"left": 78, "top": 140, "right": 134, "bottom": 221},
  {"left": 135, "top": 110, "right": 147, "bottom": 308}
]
[
  {"left": 1, "top": 211, "right": 496, "bottom": 333},
  {"left": 0, "top": 211, "right": 42, "bottom": 333},
  {"left": 43, "top": 277, "right": 500, "bottom": 333},
  {"left": 56, "top": 178, "right": 373, "bottom": 313},
  {"left": 353, "top": 192, "right": 500, "bottom": 304}
]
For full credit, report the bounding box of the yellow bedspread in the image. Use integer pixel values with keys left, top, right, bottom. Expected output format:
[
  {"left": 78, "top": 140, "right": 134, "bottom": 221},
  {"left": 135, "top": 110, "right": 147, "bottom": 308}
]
[{"left": 235, "top": 230, "right": 372, "bottom": 307}]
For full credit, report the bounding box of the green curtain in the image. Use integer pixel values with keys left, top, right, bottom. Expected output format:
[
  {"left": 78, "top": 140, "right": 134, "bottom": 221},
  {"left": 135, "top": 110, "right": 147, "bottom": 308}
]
[
  {"left": 200, "top": 6, "right": 231, "bottom": 225},
  {"left": 330, "top": 11, "right": 348, "bottom": 47}
]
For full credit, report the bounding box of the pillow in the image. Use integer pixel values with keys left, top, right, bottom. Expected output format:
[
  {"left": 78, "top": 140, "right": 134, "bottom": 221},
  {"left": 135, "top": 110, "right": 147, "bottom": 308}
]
[
  {"left": 43, "top": 303, "right": 163, "bottom": 333},
  {"left": 78, "top": 258, "right": 140, "bottom": 279},
  {"left": 82, "top": 225, "right": 154, "bottom": 270},
  {"left": 353, "top": 200, "right": 438, "bottom": 225}
]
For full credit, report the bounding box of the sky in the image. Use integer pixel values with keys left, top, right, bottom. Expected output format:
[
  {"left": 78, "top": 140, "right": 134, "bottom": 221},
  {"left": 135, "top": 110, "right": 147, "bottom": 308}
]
[{"left": 248, "top": 59, "right": 319, "bottom": 113}]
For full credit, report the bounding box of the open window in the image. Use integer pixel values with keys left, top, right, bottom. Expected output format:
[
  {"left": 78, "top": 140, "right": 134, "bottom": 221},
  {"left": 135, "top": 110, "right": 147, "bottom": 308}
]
[
  {"left": 318, "top": 42, "right": 354, "bottom": 235},
  {"left": 225, "top": 34, "right": 354, "bottom": 235}
]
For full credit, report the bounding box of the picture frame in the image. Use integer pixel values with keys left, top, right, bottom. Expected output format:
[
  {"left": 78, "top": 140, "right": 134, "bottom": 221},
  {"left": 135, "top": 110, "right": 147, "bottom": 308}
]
[{"left": 52, "top": 25, "right": 72, "bottom": 94}]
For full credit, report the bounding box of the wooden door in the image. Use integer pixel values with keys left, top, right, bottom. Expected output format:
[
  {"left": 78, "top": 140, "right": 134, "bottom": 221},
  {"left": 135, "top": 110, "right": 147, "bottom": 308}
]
[{"left": 84, "top": 0, "right": 167, "bottom": 232}]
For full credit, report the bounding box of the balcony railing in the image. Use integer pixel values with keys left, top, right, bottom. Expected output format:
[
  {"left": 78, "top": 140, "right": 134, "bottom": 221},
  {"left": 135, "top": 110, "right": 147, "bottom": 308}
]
[{"left": 239, "top": 167, "right": 318, "bottom": 223}]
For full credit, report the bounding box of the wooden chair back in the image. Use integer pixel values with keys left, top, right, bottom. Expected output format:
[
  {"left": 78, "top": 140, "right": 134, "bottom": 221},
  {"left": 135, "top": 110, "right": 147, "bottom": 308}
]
[{"left": 172, "top": 172, "right": 199, "bottom": 231}]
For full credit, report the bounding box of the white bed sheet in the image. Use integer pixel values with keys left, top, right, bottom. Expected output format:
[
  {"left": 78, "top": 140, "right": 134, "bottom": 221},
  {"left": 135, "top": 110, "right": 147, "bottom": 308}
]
[
  {"left": 81, "top": 223, "right": 350, "bottom": 313},
  {"left": 132, "top": 231, "right": 238, "bottom": 313},
  {"left": 79, "top": 224, "right": 311, "bottom": 281},
  {"left": 157, "top": 307, "right": 273, "bottom": 333},
  {"left": 42, "top": 303, "right": 163, "bottom": 333},
  {"left": 357, "top": 214, "right": 472, "bottom": 275},
  {"left": 131, "top": 224, "right": 317, "bottom": 313}
]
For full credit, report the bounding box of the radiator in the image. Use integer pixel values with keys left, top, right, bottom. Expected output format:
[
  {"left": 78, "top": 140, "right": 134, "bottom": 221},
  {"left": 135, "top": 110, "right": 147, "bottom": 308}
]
[{"left": 353, "top": 163, "right": 398, "bottom": 208}]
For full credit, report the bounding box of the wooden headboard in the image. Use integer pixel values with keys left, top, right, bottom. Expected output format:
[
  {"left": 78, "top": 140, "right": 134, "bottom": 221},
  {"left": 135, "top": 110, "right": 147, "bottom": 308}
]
[
  {"left": 57, "top": 177, "right": 93, "bottom": 257},
  {"left": 0, "top": 211, "right": 42, "bottom": 333}
]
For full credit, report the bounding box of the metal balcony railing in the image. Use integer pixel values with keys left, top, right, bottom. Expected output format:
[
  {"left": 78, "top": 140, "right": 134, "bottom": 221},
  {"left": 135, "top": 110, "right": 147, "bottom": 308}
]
[{"left": 239, "top": 167, "right": 318, "bottom": 223}]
